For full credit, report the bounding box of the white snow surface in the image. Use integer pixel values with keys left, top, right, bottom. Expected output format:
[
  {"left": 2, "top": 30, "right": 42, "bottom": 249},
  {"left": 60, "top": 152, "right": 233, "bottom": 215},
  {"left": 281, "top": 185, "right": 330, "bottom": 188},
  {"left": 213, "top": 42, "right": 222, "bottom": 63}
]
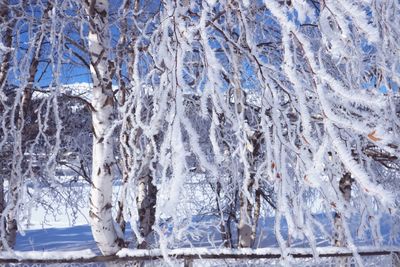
[
  {"left": 0, "top": 249, "right": 96, "bottom": 261},
  {"left": 13, "top": 184, "right": 400, "bottom": 258}
]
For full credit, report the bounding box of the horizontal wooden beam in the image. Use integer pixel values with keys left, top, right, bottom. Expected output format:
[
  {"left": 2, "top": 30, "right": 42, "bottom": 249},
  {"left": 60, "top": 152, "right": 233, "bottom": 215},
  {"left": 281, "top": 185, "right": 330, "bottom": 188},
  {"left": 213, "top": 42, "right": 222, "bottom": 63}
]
[{"left": 0, "top": 248, "right": 398, "bottom": 264}]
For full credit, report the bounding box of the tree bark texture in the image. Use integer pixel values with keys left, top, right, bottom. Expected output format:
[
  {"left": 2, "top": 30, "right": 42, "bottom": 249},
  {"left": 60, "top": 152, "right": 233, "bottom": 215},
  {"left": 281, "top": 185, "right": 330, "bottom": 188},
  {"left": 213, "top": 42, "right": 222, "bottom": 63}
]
[{"left": 86, "top": 0, "right": 122, "bottom": 255}]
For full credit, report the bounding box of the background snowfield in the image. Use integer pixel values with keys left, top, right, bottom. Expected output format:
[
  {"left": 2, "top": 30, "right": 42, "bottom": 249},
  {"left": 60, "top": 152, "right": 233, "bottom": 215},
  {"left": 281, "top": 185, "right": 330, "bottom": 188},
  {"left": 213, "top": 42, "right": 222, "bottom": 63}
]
[
  {"left": 16, "top": 225, "right": 98, "bottom": 253},
  {"left": 14, "top": 184, "right": 400, "bottom": 255},
  {"left": 15, "top": 220, "right": 399, "bottom": 254}
]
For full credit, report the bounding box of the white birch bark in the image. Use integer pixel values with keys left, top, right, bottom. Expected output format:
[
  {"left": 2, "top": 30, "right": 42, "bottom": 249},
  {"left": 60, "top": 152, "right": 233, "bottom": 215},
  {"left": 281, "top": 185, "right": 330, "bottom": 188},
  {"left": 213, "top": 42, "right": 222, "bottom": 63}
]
[{"left": 86, "top": 0, "right": 122, "bottom": 255}]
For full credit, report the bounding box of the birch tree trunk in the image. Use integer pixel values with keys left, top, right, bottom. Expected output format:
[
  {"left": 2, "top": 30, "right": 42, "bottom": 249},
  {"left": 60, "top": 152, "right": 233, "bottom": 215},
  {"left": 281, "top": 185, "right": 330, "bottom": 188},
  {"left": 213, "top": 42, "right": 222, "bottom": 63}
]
[
  {"left": 238, "top": 100, "right": 263, "bottom": 248},
  {"left": 137, "top": 170, "right": 157, "bottom": 249},
  {"left": 86, "top": 0, "right": 123, "bottom": 255},
  {"left": 238, "top": 189, "right": 253, "bottom": 248}
]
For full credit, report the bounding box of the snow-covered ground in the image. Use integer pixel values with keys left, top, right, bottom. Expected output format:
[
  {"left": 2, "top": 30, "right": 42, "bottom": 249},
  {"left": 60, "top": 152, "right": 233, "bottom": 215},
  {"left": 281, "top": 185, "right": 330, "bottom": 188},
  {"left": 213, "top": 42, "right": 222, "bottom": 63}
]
[
  {"left": 15, "top": 198, "right": 399, "bottom": 254},
  {"left": 16, "top": 225, "right": 98, "bottom": 252},
  {"left": 4, "top": 182, "right": 397, "bottom": 265}
]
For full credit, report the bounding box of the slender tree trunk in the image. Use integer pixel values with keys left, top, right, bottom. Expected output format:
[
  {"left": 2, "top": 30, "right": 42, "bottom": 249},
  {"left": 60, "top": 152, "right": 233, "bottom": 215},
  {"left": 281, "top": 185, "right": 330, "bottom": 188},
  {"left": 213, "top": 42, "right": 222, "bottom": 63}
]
[
  {"left": 251, "top": 188, "right": 262, "bottom": 246},
  {"left": 238, "top": 188, "right": 253, "bottom": 248},
  {"left": 137, "top": 172, "right": 157, "bottom": 249},
  {"left": 238, "top": 172, "right": 256, "bottom": 248},
  {"left": 0, "top": 1, "right": 12, "bottom": 90},
  {"left": 334, "top": 172, "right": 353, "bottom": 246},
  {"left": 238, "top": 129, "right": 263, "bottom": 248},
  {"left": 119, "top": 126, "right": 158, "bottom": 249},
  {"left": 215, "top": 181, "right": 232, "bottom": 248},
  {"left": 133, "top": 128, "right": 157, "bottom": 248},
  {"left": 86, "top": 0, "right": 122, "bottom": 255},
  {"left": 0, "top": 177, "right": 3, "bottom": 232},
  {"left": 233, "top": 87, "right": 254, "bottom": 248},
  {"left": 0, "top": 0, "right": 34, "bottom": 249},
  {"left": 0, "top": 2, "right": 12, "bottom": 249}
]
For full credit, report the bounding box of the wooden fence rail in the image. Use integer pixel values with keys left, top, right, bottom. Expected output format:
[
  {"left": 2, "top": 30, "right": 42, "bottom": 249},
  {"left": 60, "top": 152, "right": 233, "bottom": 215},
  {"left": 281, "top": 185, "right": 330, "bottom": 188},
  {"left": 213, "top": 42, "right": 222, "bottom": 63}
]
[{"left": 0, "top": 247, "right": 399, "bottom": 264}]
